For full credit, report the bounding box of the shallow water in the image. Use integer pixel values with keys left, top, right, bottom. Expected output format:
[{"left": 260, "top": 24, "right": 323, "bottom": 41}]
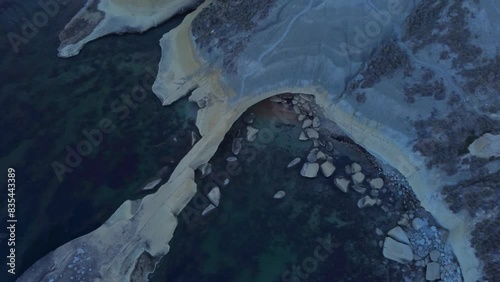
[{"left": 0, "top": 1, "right": 196, "bottom": 279}]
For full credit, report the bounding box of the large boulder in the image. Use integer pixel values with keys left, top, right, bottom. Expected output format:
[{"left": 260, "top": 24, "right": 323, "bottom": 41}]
[
  {"left": 300, "top": 162, "right": 319, "bottom": 178},
  {"left": 369, "top": 178, "right": 384, "bottom": 189},
  {"left": 468, "top": 133, "right": 500, "bottom": 158},
  {"left": 387, "top": 226, "right": 410, "bottom": 245},
  {"left": 383, "top": 237, "right": 413, "bottom": 264},
  {"left": 334, "top": 177, "right": 350, "bottom": 193},
  {"left": 352, "top": 172, "right": 365, "bottom": 184},
  {"left": 425, "top": 262, "right": 441, "bottom": 281},
  {"left": 207, "top": 187, "right": 221, "bottom": 207},
  {"left": 320, "top": 161, "right": 336, "bottom": 177}
]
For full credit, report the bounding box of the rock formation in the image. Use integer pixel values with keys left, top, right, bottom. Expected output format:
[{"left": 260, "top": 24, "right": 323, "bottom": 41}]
[{"left": 20, "top": 0, "right": 500, "bottom": 281}]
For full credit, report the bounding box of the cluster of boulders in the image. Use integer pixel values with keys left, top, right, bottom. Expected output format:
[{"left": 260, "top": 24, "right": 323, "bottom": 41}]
[
  {"left": 377, "top": 215, "right": 448, "bottom": 281},
  {"left": 270, "top": 93, "right": 333, "bottom": 149}
]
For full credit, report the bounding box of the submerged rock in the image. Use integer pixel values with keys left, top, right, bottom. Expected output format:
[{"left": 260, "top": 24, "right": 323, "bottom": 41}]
[
  {"left": 202, "top": 204, "right": 216, "bottom": 216},
  {"left": 232, "top": 138, "right": 243, "bottom": 155},
  {"left": 388, "top": 226, "right": 410, "bottom": 245},
  {"left": 383, "top": 237, "right": 413, "bottom": 264},
  {"left": 246, "top": 126, "right": 259, "bottom": 142},
  {"left": 326, "top": 141, "right": 333, "bottom": 151},
  {"left": 320, "top": 161, "right": 336, "bottom": 177},
  {"left": 351, "top": 163, "right": 362, "bottom": 173},
  {"left": 357, "top": 195, "right": 377, "bottom": 208},
  {"left": 243, "top": 113, "right": 255, "bottom": 124},
  {"left": 298, "top": 114, "right": 306, "bottom": 121},
  {"left": 352, "top": 184, "right": 366, "bottom": 194},
  {"left": 273, "top": 191, "right": 286, "bottom": 199},
  {"left": 334, "top": 177, "right": 350, "bottom": 193},
  {"left": 287, "top": 157, "right": 301, "bottom": 168},
  {"left": 226, "top": 156, "right": 237, "bottom": 162},
  {"left": 369, "top": 178, "right": 384, "bottom": 189},
  {"left": 207, "top": 187, "right": 221, "bottom": 207},
  {"left": 300, "top": 162, "right": 319, "bottom": 178},
  {"left": 299, "top": 131, "right": 308, "bottom": 141}
]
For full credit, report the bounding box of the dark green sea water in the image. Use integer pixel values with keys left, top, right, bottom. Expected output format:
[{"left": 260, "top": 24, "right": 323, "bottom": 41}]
[{"left": 0, "top": 1, "right": 196, "bottom": 280}]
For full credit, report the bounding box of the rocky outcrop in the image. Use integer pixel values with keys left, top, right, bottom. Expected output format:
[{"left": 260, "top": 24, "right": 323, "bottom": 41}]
[{"left": 57, "top": 0, "right": 200, "bottom": 57}]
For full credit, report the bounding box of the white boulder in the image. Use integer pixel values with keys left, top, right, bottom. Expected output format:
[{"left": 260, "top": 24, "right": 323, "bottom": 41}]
[
  {"left": 202, "top": 204, "right": 216, "bottom": 216},
  {"left": 246, "top": 126, "right": 259, "bottom": 142},
  {"left": 320, "top": 161, "right": 336, "bottom": 177},
  {"left": 334, "top": 177, "right": 350, "bottom": 193},
  {"left": 305, "top": 128, "right": 319, "bottom": 139},
  {"left": 232, "top": 138, "right": 243, "bottom": 155},
  {"left": 273, "top": 191, "right": 286, "bottom": 199},
  {"left": 383, "top": 237, "right": 413, "bottom": 264},
  {"left": 207, "top": 187, "right": 221, "bottom": 206},
  {"left": 387, "top": 226, "right": 410, "bottom": 245},
  {"left": 369, "top": 178, "right": 384, "bottom": 189},
  {"left": 352, "top": 172, "right": 365, "bottom": 184},
  {"left": 351, "top": 163, "right": 362, "bottom": 173},
  {"left": 300, "top": 162, "right": 319, "bottom": 178}
]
